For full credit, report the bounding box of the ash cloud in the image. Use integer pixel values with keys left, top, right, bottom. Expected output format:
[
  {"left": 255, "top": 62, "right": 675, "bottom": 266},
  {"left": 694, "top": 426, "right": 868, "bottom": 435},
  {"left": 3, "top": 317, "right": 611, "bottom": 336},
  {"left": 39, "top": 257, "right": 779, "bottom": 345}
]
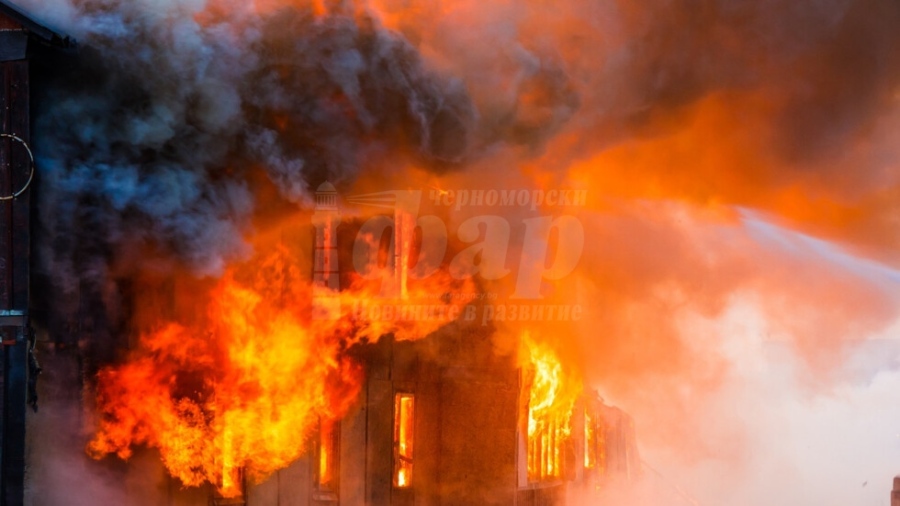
[
  {"left": 388, "top": 0, "right": 900, "bottom": 183},
  {"left": 19, "top": 0, "right": 482, "bottom": 327}
]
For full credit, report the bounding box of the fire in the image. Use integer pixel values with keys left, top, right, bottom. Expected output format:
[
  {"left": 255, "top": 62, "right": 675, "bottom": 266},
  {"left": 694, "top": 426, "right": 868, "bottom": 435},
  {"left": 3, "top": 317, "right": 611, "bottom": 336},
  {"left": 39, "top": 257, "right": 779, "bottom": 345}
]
[
  {"left": 524, "top": 332, "right": 580, "bottom": 437},
  {"left": 87, "top": 238, "right": 472, "bottom": 497},
  {"left": 316, "top": 418, "right": 337, "bottom": 489},
  {"left": 522, "top": 332, "right": 582, "bottom": 481},
  {"left": 87, "top": 268, "right": 359, "bottom": 496},
  {"left": 584, "top": 410, "right": 596, "bottom": 469},
  {"left": 393, "top": 393, "right": 415, "bottom": 488}
]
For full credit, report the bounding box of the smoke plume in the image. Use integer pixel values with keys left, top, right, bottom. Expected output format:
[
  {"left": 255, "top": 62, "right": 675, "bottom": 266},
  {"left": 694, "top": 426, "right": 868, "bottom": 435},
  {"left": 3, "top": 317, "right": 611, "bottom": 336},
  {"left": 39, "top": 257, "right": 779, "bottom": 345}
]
[{"left": 11, "top": 0, "right": 900, "bottom": 504}]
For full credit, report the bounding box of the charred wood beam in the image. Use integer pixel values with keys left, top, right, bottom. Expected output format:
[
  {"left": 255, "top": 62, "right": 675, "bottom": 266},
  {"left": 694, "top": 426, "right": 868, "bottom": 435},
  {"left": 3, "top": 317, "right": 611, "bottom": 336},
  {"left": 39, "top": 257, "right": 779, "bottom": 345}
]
[{"left": 0, "top": 53, "right": 31, "bottom": 506}]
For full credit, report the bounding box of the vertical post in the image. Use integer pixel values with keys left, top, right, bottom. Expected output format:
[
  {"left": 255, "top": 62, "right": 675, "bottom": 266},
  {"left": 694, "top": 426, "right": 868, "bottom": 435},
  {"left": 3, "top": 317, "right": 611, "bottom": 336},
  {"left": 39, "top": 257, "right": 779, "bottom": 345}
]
[
  {"left": 312, "top": 182, "right": 341, "bottom": 320},
  {"left": 0, "top": 53, "right": 30, "bottom": 506},
  {"left": 891, "top": 476, "right": 900, "bottom": 506}
]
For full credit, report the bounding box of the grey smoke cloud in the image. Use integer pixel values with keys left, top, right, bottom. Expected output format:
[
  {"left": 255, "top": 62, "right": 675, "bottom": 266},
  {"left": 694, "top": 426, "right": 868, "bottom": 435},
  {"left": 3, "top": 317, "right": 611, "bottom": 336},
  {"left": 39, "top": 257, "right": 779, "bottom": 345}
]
[
  {"left": 9, "top": 0, "right": 900, "bottom": 504},
  {"left": 21, "top": 0, "right": 485, "bottom": 308}
]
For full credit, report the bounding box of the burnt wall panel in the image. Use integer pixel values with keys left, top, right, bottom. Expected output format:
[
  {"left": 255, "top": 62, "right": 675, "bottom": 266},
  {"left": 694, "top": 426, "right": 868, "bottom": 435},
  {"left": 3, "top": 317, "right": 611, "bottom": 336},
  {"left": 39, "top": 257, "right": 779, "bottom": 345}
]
[
  {"left": 0, "top": 14, "right": 22, "bottom": 30},
  {"left": 365, "top": 379, "right": 392, "bottom": 506},
  {"left": 278, "top": 457, "right": 311, "bottom": 506},
  {"left": 0, "top": 56, "right": 30, "bottom": 506},
  {"left": 340, "top": 391, "right": 367, "bottom": 506},
  {"left": 0, "top": 60, "right": 15, "bottom": 490},
  {"left": 125, "top": 450, "right": 170, "bottom": 506},
  {"left": 8, "top": 59, "right": 28, "bottom": 311},
  {"left": 412, "top": 381, "right": 439, "bottom": 506},
  {"left": 248, "top": 472, "right": 280, "bottom": 505},
  {"left": 0, "top": 60, "right": 10, "bottom": 312},
  {"left": 168, "top": 478, "right": 209, "bottom": 506},
  {"left": 516, "top": 484, "right": 566, "bottom": 506},
  {"left": 437, "top": 379, "right": 518, "bottom": 506},
  {"left": 0, "top": 32, "right": 27, "bottom": 61}
]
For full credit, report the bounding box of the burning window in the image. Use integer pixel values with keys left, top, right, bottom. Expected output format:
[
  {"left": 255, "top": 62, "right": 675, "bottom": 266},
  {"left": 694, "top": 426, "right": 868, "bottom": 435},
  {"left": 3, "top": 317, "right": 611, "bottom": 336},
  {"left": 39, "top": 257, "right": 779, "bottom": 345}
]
[
  {"left": 528, "top": 416, "right": 565, "bottom": 482},
  {"left": 584, "top": 410, "right": 596, "bottom": 470},
  {"left": 315, "top": 418, "right": 340, "bottom": 493},
  {"left": 392, "top": 393, "right": 415, "bottom": 488},
  {"left": 522, "top": 334, "right": 580, "bottom": 483},
  {"left": 584, "top": 407, "right": 609, "bottom": 479}
]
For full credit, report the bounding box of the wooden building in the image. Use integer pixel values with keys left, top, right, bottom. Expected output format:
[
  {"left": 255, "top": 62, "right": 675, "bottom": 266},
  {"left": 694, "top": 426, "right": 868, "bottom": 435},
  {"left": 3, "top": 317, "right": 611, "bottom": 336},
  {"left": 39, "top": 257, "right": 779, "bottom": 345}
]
[
  {"left": 200, "top": 184, "right": 642, "bottom": 506},
  {"left": 92, "top": 184, "right": 641, "bottom": 506},
  {"left": 0, "top": 2, "right": 72, "bottom": 505},
  {"left": 230, "top": 329, "right": 640, "bottom": 506},
  {"left": 4, "top": 5, "right": 639, "bottom": 499}
]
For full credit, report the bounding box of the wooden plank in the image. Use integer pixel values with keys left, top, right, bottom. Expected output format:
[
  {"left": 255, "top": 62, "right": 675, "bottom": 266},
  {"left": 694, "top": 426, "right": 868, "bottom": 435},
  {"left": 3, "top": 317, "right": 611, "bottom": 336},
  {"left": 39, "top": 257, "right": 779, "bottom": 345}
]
[
  {"left": 2, "top": 334, "right": 27, "bottom": 506},
  {"left": 279, "top": 456, "right": 311, "bottom": 506},
  {"left": 340, "top": 390, "right": 367, "bottom": 506},
  {"left": 0, "top": 56, "right": 29, "bottom": 506},
  {"left": 124, "top": 449, "right": 170, "bottom": 506},
  {"left": 0, "top": 32, "right": 27, "bottom": 62},
  {"left": 437, "top": 379, "right": 518, "bottom": 506},
  {"left": 0, "top": 60, "right": 11, "bottom": 309},
  {"left": 10, "top": 59, "right": 28, "bottom": 311},
  {"left": 366, "top": 379, "right": 392, "bottom": 506},
  {"left": 0, "top": 58, "right": 9, "bottom": 486},
  {"left": 413, "top": 381, "right": 439, "bottom": 506},
  {"left": 391, "top": 340, "right": 419, "bottom": 384},
  {"left": 367, "top": 336, "right": 392, "bottom": 382},
  {"left": 247, "top": 472, "right": 279, "bottom": 505},
  {"left": 168, "top": 479, "right": 208, "bottom": 506},
  {"left": 0, "top": 12, "right": 22, "bottom": 30}
]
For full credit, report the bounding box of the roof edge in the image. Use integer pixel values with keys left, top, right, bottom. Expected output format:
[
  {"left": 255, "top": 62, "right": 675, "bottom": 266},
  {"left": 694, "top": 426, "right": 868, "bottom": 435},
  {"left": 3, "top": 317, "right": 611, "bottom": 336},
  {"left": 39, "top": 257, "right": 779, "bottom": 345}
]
[{"left": 0, "top": 0, "right": 75, "bottom": 48}]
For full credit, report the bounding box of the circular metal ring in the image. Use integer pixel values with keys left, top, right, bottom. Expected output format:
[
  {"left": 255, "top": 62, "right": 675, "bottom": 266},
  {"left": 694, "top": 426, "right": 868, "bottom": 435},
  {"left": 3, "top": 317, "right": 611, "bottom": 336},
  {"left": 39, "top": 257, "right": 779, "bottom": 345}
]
[{"left": 0, "top": 133, "right": 35, "bottom": 201}]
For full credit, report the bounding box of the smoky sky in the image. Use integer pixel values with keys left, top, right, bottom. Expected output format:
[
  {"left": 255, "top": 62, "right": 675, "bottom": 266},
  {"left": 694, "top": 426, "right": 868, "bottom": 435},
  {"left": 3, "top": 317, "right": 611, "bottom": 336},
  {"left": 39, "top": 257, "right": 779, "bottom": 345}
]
[
  {"left": 28, "top": 2, "right": 485, "bottom": 317},
  {"left": 22, "top": 0, "right": 900, "bottom": 299}
]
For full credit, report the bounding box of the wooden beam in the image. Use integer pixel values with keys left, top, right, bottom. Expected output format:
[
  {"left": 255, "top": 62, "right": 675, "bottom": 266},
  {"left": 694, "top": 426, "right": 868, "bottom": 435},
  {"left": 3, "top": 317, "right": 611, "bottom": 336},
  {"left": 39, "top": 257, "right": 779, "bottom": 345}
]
[{"left": 0, "top": 57, "right": 30, "bottom": 506}]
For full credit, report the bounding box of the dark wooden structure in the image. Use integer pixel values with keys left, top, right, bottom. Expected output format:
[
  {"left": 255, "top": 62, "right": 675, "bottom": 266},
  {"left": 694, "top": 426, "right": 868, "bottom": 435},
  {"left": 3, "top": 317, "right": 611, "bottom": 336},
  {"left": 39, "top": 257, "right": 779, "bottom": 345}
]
[
  {"left": 352, "top": 330, "right": 521, "bottom": 506},
  {"left": 892, "top": 476, "right": 900, "bottom": 506},
  {"left": 96, "top": 203, "right": 641, "bottom": 505},
  {"left": 0, "top": 3, "right": 71, "bottom": 505},
  {"left": 245, "top": 196, "right": 644, "bottom": 505},
  {"left": 236, "top": 329, "right": 640, "bottom": 506},
  {"left": 233, "top": 196, "right": 642, "bottom": 505}
]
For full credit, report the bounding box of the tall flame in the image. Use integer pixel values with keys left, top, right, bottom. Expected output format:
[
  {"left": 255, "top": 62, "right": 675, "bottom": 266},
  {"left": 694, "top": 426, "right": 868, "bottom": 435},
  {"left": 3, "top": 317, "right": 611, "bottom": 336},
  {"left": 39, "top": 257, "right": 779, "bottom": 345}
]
[
  {"left": 523, "top": 332, "right": 582, "bottom": 481},
  {"left": 87, "top": 241, "right": 472, "bottom": 497},
  {"left": 524, "top": 332, "right": 580, "bottom": 437}
]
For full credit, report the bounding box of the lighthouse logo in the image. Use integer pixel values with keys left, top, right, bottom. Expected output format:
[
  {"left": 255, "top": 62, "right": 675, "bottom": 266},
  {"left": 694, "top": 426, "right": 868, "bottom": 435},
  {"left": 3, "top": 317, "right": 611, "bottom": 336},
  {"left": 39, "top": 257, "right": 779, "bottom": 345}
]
[{"left": 311, "top": 182, "right": 342, "bottom": 320}]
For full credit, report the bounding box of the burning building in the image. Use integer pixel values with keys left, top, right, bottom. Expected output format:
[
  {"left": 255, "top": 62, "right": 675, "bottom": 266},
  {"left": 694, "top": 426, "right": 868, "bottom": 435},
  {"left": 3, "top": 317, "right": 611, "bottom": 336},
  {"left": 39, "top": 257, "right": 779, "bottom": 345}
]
[
  {"left": 10, "top": 0, "right": 897, "bottom": 505},
  {"left": 68, "top": 180, "right": 640, "bottom": 506},
  {"left": 0, "top": 3, "right": 639, "bottom": 503}
]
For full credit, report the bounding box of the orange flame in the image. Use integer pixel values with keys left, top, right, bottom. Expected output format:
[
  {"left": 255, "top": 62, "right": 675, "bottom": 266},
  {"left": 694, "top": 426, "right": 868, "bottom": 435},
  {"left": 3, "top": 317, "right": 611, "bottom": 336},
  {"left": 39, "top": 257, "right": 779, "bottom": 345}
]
[
  {"left": 524, "top": 332, "right": 580, "bottom": 437},
  {"left": 522, "top": 332, "right": 582, "bottom": 481},
  {"left": 88, "top": 240, "right": 473, "bottom": 496},
  {"left": 393, "top": 393, "right": 415, "bottom": 488}
]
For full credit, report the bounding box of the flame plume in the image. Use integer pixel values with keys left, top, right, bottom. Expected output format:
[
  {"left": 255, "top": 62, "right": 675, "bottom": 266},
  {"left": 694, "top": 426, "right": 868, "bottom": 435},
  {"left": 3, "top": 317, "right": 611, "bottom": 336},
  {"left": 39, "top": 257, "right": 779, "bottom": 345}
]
[
  {"left": 87, "top": 242, "right": 472, "bottom": 496},
  {"left": 522, "top": 332, "right": 582, "bottom": 482}
]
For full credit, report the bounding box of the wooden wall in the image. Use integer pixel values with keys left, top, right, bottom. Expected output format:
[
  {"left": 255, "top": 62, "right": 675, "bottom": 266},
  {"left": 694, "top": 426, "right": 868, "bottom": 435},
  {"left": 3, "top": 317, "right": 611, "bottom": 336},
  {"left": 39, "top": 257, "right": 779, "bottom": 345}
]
[
  {"left": 356, "top": 330, "right": 521, "bottom": 506},
  {"left": 0, "top": 12, "right": 31, "bottom": 506}
]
